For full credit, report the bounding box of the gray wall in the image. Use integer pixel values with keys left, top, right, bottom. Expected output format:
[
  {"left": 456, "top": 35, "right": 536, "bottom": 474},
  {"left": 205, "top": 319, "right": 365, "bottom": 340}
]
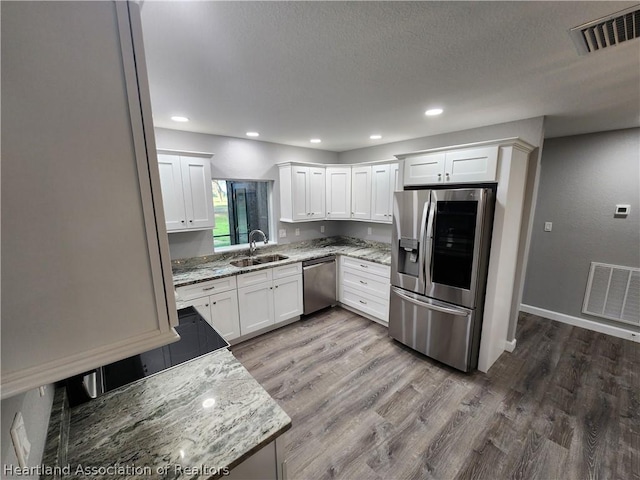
[
  {"left": 522, "top": 128, "right": 640, "bottom": 322},
  {"left": 337, "top": 117, "right": 545, "bottom": 243},
  {"left": 1, "top": 386, "right": 55, "bottom": 479},
  {"left": 154, "top": 128, "right": 340, "bottom": 259},
  {"left": 338, "top": 117, "right": 544, "bottom": 163}
]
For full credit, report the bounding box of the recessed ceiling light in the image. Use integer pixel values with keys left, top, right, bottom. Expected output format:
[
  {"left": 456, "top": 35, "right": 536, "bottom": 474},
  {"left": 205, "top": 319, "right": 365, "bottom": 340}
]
[
  {"left": 246, "top": 132, "right": 260, "bottom": 137},
  {"left": 425, "top": 108, "right": 443, "bottom": 116},
  {"left": 310, "top": 138, "right": 322, "bottom": 143},
  {"left": 171, "top": 116, "right": 189, "bottom": 122},
  {"left": 370, "top": 134, "right": 382, "bottom": 140}
]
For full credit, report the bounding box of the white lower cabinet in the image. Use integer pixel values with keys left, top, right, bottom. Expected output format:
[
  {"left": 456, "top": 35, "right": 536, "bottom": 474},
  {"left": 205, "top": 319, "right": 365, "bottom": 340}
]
[
  {"left": 238, "top": 263, "right": 303, "bottom": 335},
  {"left": 338, "top": 257, "right": 391, "bottom": 324},
  {"left": 177, "top": 276, "right": 241, "bottom": 341},
  {"left": 238, "top": 282, "right": 276, "bottom": 334}
]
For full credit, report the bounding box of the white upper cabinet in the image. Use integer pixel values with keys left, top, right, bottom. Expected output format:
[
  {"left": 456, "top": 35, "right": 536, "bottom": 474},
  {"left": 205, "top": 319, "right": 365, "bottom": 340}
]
[
  {"left": 2, "top": 1, "right": 178, "bottom": 398},
  {"left": 402, "top": 146, "right": 498, "bottom": 186},
  {"left": 403, "top": 153, "right": 446, "bottom": 186},
  {"left": 325, "top": 166, "right": 352, "bottom": 219},
  {"left": 445, "top": 147, "right": 498, "bottom": 183},
  {"left": 370, "top": 163, "right": 400, "bottom": 223},
  {"left": 351, "top": 166, "right": 372, "bottom": 220},
  {"left": 279, "top": 164, "right": 326, "bottom": 222},
  {"left": 158, "top": 153, "right": 215, "bottom": 232}
]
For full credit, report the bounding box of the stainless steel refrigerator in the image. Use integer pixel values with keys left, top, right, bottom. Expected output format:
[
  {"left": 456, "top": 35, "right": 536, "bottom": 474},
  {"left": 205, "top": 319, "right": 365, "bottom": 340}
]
[{"left": 389, "top": 187, "right": 495, "bottom": 372}]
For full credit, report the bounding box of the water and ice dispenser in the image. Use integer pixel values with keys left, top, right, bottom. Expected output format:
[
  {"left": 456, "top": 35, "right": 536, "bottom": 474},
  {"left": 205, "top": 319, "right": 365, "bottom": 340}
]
[{"left": 397, "top": 237, "right": 420, "bottom": 277}]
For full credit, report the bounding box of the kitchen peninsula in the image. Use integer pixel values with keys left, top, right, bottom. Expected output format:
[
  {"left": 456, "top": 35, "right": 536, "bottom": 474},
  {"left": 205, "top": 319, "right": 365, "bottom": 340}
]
[{"left": 42, "top": 349, "right": 291, "bottom": 479}]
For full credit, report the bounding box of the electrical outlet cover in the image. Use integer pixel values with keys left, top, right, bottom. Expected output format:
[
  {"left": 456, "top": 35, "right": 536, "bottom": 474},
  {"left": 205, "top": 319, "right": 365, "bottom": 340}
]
[
  {"left": 279, "top": 229, "right": 286, "bottom": 238},
  {"left": 10, "top": 412, "right": 31, "bottom": 468},
  {"left": 295, "top": 228, "right": 300, "bottom": 236},
  {"left": 320, "top": 225, "right": 325, "bottom": 233}
]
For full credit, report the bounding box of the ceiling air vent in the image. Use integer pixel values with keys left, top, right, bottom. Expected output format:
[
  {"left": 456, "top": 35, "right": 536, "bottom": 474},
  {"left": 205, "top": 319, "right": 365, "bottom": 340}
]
[{"left": 569, "top": 5, "right": 640, "bottom": 55}]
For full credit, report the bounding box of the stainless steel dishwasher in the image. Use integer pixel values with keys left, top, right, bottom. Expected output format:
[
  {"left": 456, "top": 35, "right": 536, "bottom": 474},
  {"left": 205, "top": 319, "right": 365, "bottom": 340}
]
[{"left": 303, "top": 255, "right": 337, "bottom": 315}]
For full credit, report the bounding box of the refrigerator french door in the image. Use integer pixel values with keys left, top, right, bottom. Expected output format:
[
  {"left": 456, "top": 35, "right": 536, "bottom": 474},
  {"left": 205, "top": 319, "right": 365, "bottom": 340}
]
[{"left": 389, "top": 187, "right": 495, "bottom": 371}]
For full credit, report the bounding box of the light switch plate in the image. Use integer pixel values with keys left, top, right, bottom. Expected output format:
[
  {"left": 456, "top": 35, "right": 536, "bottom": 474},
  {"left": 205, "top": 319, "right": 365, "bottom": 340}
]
[
  {"left": 10, "top": 412, "right": 31, "bottom": 468},
  {"left": 295, "top": 228, "right": 300, "bottom": 236},
  {"left": 278, "top": 229, "right": 286, "bottom": 238},
  {"left": 320, "top": 225, "right": 325, "bottom": 233},
  {"left": 544, "top": 222, "right": 552, "bottom": 232},
  {"left": 367, "top": 227, "right": 373, "bottom": 235}
]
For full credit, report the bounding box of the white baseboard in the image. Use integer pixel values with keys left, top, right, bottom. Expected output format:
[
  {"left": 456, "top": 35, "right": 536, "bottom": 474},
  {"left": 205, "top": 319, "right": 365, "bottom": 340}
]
[
  {"left": 520, "top": 304, "right": 640, "bottom": 343},
  {"left": 504, "top": 338, "right": 517, "bottom": 352}
]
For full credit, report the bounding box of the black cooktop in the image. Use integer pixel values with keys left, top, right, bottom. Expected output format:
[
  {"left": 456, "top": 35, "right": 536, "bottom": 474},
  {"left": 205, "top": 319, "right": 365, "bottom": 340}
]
[{"left": 101, "top": 306, "right": 229, "bottom": 391}]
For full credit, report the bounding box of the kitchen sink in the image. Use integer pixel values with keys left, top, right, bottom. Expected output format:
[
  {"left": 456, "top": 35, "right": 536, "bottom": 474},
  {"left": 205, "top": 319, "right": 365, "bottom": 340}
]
[
  {"left": 255, "top": 254, "right": 289, "bottom": 263},
  {"left": 229, "top": 254, "right": 289, "bottom": 268},
  {"left": 229, "top": 258, "right": 262, "bottom": 268}
]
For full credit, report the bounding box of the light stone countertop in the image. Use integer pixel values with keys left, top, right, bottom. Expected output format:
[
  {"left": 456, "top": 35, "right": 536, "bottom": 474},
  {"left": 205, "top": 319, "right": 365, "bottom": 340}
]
[
  {"left": 172, "top": 236, "right": 391, "bottom": 288},
  {"left": 45, "top": 349, "right": 291, "bottom": 479}
]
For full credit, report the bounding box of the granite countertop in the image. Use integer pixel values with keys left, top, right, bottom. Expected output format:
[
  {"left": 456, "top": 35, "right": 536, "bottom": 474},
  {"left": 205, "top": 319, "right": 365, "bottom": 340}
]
[
  {"left": 43, "top": 349, "right": 291, "bottom": 479},
  {"left": 172, "top": 236, "right": 391, "bottom": 288}
]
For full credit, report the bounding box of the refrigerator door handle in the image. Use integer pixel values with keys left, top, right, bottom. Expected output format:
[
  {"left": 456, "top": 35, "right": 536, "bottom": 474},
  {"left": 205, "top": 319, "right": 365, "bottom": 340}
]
[
  {"left": 418, "top": 199, "right": 430, "bottom": 288},
  {"left": 423, "top": 200, "right": 436, "bottom": 284},
  {"left": 391, "top": 287, "right": 471, "bottom": 317}
]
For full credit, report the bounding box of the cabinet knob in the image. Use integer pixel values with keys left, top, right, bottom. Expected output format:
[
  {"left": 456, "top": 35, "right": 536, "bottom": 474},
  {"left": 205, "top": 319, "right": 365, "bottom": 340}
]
[
  {"left": 189, "top": 220, "right": 193, "bottom": 223},
  {"left": 213, "top": 302, "right": 217, "bottom": 305},
  {"left": 205, "top": 303, "right": 209, "bottom": 307},
  {"left": 327, "top": 212, "right": 331, "bottom": 214},
  {"left": 181, "top": 220, "right": 185, "bottom": 223},
  {"left": 275, "top": 285, "right": 279, "bottom": 288},
  {"left": 270, "top": 287, "right": 273, "bottom": 290}
]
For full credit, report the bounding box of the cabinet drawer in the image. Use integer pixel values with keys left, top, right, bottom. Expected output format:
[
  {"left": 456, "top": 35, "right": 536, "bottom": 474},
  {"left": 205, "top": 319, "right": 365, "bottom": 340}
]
[
  {"left": 237, "top": 268, "right": 273, "bottom": 288},
  {"left": 341, "top": 286, "right": 389, "bottom": 322},
  {"left": 176, "top": 276, "right": 237, "bottom": 301},
  {"left": 342, "top": 269, "right": 390, "bottom": 299},
  {"left": 341, "top": 256, "right": 390, "bottom": 279},
  {"left": 273, "top": 262, "right": 302, "bottom": 279}
]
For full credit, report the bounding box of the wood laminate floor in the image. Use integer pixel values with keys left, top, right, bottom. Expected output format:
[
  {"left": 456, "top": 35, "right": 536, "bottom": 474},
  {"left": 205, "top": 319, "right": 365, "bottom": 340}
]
[{"left": 231, "top": 308, "right": 640, "bottom": 480}]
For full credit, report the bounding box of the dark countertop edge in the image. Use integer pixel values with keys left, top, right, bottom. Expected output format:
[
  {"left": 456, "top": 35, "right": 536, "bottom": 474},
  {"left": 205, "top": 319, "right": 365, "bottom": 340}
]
[{"left": 173, "top": 248, "right": 390, "bottom": 288}]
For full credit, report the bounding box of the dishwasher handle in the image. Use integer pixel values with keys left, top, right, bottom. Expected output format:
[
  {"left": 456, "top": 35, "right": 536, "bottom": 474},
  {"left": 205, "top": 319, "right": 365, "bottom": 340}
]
[{"left": 302, "top": 255, "right": 336, "bottom": 268}]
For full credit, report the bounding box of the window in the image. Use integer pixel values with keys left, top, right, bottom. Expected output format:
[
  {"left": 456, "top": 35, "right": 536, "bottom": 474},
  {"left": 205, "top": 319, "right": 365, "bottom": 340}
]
[{"left": 212, "top": 180, "right": 271, "bottom": 249}]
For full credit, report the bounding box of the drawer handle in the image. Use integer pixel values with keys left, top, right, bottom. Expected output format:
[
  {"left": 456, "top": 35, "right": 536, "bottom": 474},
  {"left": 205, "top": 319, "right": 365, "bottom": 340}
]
[
  {"left": 360, "top": 264, "right": 368, "bottom": 268},
  {"left": 359, "top": 280, "right": 368, "bottom": 285},
  {"left": 359, "top": 300, "right": 367, "bottom": 305},
  {"left": 202, "top": 286, "right": 216, "bottom": 291}
]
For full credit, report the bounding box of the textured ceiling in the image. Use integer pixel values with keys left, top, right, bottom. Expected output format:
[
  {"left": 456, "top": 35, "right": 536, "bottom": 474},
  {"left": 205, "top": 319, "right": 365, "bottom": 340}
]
[{"left": 140, "top": 1, "right": 640, "bottom": 152}]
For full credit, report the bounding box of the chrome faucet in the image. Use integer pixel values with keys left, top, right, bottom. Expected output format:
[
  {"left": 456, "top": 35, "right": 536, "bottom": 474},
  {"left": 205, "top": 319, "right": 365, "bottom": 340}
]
[{"left": 249, "top": 229, "right": 268, "bottom": 256}]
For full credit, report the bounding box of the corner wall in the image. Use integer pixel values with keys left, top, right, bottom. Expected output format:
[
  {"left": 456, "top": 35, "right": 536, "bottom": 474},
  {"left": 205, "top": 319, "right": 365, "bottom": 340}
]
[
  {"left": 522, "top": 128, "right": 640, "bottom": 331},
  {"left": 154, "top": 128, "right": 340, "bottom": 259},
  {"left": 337, "top": 117, "right": 545, "bottom": 244},
  {"left": 1, "top": 386, "right": 55, "bottom": 479}
]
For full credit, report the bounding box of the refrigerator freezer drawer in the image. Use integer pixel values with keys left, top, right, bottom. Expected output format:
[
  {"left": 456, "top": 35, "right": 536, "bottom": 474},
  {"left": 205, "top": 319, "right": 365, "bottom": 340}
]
[{"left": 389, "top": 287, "right": 476, "bottom": 372}]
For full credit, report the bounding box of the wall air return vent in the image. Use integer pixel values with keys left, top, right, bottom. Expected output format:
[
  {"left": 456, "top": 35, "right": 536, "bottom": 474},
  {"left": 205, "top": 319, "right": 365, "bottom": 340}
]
[
  {"left": 569, "top": 5, "right": 640, "bottom": 55},
  {"left": 583, "top": 262, "right": 640, "bottom": 326}
]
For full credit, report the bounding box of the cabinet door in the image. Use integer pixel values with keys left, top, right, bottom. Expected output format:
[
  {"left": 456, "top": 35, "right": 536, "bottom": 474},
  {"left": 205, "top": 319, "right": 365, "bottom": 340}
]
[
  {"left": 273, "top": 275, "right": 303, "bottom": 323},
  {"left": 158, "top": 154, "right": 187, "bottom": 231},
  {"left": 351, "top": 166, "right": 372, "bottom": 219},
  {"left": 325, "top": 167, "right": 351, "bottom": 219},
  {"left": 389, "top": 163, "right": 400, "bottom": 221},
  {"left": 181, "top": 157, "right": 215, "bottom": 229},
  {"left": 210, "top": 290, "right": 241, "bottom": 341},
  {"left": 238, "top": 283, "right": 275, "bottom": 334},
  {"left": 403, "top": 153, "right": 446, "bottom": 186},
  {"left": 444, "top": 147, "right": 498, "bottom": 183},
  {"left": 370, "top": 164, "right": 391, "bottom": 222},
  {"left": 291, "top": 166, "right": 310, "bottom": 221},
  {"left": 307, "top": 167, "right": 326, "bottom": 219}
]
